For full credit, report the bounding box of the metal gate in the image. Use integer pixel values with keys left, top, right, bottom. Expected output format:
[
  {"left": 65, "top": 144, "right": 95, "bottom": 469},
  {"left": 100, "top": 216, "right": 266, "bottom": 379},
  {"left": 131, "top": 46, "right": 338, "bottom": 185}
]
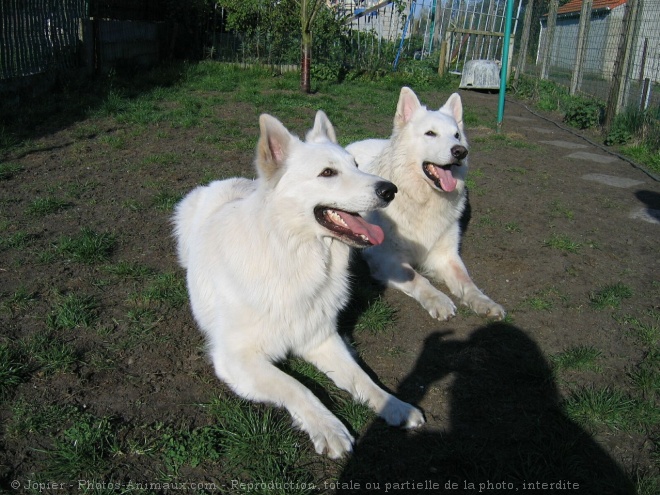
[{"left": 432, "top": 0, "right": 521, "bottom": 74}]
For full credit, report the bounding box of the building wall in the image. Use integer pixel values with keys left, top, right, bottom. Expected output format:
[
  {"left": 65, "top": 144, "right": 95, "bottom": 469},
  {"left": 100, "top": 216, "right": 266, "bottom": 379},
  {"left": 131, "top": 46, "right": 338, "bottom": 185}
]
[
  {"left": 537, "top": 6, "right": 625, "bottom": 80},
  {"left": 537, "top": 2, "right": 659, "bottom": 85}
]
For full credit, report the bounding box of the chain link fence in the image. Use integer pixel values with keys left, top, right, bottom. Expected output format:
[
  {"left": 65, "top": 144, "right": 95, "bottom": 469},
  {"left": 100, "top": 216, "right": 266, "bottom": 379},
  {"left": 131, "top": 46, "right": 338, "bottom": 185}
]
[
  {"left": 0, "top": 0, "right": 87, "bottom": 80},
  {"left": 519, "top": 0, "right": 659, "bottom": 113},
  {"left": 2, "top": 0, "right": 659, "bottom": 120}
]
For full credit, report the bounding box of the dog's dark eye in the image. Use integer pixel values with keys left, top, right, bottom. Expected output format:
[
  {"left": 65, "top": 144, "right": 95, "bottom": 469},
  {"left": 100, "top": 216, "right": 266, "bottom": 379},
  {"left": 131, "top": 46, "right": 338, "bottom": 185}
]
[
  {"left": 320, "top": 168, "right": 337, "bottom": 177},
  {"left": 425, "top": 131, "right": 436, "bottom": 137},
  {"left": 454, "top": 132, "right": 460, "bottom": 139}
]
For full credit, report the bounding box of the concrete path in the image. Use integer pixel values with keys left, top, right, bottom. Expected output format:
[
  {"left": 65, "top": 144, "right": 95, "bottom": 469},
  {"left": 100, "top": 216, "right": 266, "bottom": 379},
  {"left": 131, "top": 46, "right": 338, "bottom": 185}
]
[{"left": 479, "top": 95, "right": 660, "bottom": 227}]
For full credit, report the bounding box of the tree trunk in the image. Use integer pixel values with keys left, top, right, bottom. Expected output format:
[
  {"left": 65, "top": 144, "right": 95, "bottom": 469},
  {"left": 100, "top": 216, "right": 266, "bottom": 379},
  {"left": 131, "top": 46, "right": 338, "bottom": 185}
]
[{"left": 300, "top": 30, "right": 312, "bottom": 93}]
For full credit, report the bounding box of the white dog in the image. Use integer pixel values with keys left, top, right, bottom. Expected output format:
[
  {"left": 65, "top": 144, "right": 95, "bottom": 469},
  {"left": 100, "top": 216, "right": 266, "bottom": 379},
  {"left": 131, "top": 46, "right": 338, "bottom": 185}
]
[
  {"left": 173, "top": 111, "right": 424, "bottom": 459},
  {"left": 346, "top": 87, "right": 505, "bottom": 321}
]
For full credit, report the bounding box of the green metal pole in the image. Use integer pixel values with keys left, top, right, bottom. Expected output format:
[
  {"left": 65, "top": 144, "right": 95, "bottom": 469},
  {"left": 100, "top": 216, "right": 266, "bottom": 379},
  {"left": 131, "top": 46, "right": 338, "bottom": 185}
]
[
  {"left": 428, "top": 0, "right": 437, "bottom": 53},
  {"left": 497, "top": 0, "right": 516, "bottom": 132}
]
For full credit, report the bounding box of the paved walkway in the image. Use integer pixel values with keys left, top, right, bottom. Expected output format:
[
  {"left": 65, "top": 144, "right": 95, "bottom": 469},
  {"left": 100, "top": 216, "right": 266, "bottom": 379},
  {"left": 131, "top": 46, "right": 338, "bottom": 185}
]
[{"left": 495, "top": 98, "right": 660, "bottom": 227}]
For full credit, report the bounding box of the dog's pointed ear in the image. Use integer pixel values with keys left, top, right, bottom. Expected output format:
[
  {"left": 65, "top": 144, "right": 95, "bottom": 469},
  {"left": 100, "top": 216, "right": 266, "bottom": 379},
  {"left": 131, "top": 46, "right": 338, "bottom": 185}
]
[
  {"left": 394, "top": 87, "right": 421, "bottom": 128},
  {"left": 306, "top": 110, "right": 338, "bottom": 144},
  {"left": 442, "top": 93, "right": 464, "bottom": 132},
  {"left": 256, "top": 114, "right": 293, "bottom": 182}
]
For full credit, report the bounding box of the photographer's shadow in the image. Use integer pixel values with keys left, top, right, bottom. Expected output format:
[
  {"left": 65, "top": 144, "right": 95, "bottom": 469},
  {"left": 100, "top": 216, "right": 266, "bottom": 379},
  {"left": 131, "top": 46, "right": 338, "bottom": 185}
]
[{"left": 338, "top": 323, "right": 635, "bottom": 494}]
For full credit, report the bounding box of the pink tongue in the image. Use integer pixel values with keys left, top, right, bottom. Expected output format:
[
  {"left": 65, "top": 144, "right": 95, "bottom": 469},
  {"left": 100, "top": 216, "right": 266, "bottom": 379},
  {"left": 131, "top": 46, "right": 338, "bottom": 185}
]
[
  {"left": 433, "top": 165, "right": 457, "bottom": 192},
  {"left": 335, "top": 211, "right": 385, "bottom": 245}
]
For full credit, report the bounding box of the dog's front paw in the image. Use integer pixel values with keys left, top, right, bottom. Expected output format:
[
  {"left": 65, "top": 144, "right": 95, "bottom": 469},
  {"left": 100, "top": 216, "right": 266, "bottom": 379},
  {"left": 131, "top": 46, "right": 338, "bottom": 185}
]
[
  {"left": 485, "top": 303, "right": 506, "bottom": 321},
  {"left": 300, "top": 414, "right": 354, "bottom": 459},
  {"left": 467, "top": 294, "right": 506, "bottom": 321},
  {"left": 380, "top": 396, "right": 426, "bottom": 429},
  {"left": 420, "top": 291, "right": 456, "bottom": 321}
]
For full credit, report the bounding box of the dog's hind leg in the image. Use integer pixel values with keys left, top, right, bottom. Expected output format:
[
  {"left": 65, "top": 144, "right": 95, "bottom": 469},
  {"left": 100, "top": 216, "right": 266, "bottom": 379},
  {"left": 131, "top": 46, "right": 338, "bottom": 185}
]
[
  {"left": 210, "top": 349, "right": 354, "bottom": 459},
  {"left": 302, "top": 333, "right": 425, "bottom": 429}
]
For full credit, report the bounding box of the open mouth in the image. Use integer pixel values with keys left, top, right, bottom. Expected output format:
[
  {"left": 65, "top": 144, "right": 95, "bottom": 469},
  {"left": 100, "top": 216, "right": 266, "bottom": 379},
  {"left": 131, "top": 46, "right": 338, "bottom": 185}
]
[
  {"left": 314, "top": 206, "right": 385, "bottom": 247},
  {"left": 423, "top": 161, "right": 459, "bottom": 192}
]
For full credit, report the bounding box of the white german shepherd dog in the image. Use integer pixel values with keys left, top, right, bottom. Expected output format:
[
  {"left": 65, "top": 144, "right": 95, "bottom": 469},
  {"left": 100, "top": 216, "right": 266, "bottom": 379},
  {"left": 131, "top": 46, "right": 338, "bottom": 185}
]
[
  {"left": 347, "top": 87, "right": 505, "bottom": 321},
  {"left": 173, "top": 111, "right": 424, "bottom": 458}
]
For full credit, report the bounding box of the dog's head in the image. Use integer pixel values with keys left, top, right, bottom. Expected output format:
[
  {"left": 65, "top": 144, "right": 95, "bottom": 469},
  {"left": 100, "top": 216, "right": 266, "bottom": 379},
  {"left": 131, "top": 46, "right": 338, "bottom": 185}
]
[
  {"left": 393, "top": 87, "right": 468, "bottom": 193},
  {"left": 255, "top": 111, "right": 397, "bottom": 248}
]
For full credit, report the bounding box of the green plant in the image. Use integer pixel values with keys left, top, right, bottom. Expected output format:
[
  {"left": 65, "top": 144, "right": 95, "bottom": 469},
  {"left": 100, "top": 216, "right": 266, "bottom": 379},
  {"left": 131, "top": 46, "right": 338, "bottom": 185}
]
[
  {"left": 140, "top": 272, "right": 188, "bottom": 308},
  {"left": 142, "top": 152, "right": 182, "bottom": 167},
  {"left": 207, "top": 396, "right": 314, "bottom": 493},
  {"left": 551, "top": 346, "right": 602, "bottom": 372},
  {"left": 0, "top": 162, "right": 23, "bottom": 180},
  {"left": 158, "top": 424, "right": 223, "bottom": 474},
  {"left": 57, "top": 228, "right": 116, "bottom": 263},
  {"left": 0, "top": 231, "right": 32, "bottom": 251},
  {"left": 630, "top": 349, "right": 660, "bottom": 398},
  {"left": 126, "top": 307, "right": 161, "bottom": 334},
  {"left": 590, "top": 283, "right": 633, "bottom": 310},
  {"left": 618, "top": 309, "right": 660, "bottom": 347},
  {"left": 44, "top": 413, "right": 117, "bottom": 478},
  {"left": 563, "top": 386, "right": 659, "bottom": 432},
  {"left": 6, "top": 402, "right": 78, "bottom": 439},
  {"left": 21, "top": 331, "right": 78, "bottom": 374},
  {"left": 606, "top": 105, "right": 659, "bottom": 148},
  {"left": 2, "top": 286, "right": 37, "bottom": 316},
  {"left": 281, "top": 357, "right": 334, "bottom": 390},
  {"left": 543, "top": 233, "right": 582, "bottom": 253},
  {"left": 153, "top": 190, "right": 184, "bottom": 211},
  {"left": 549, "top": 200, "right": 574, "bottom": 220},
  {"left": 563, "top": 97, "right": 602, "bottom": 130},
  {"left": 103, "top": 261, "right": 155, "bottom": 279},
  {"left": 336, "top": 399, "right": 375, "bottom": 433},
  {"left": 47, "top": 293, "right": 98, "bottom": 330},
  {"left": 0, "top": 343, "right": 28, "bottom": 400},
  {"left": 605, "top": 120, "right": 633, "bottom": 146},
  {"left": 354, "top": 297, "right": 397, "bottom": 334},
  {"left": 524, "top": 287, "right": 567, "bottom": 312},
  {"left": 27, "top": 197, "right": 71, "bottom": 217},
  {"left": 526, "top": 296, "right": 553, "bottom": 311}
]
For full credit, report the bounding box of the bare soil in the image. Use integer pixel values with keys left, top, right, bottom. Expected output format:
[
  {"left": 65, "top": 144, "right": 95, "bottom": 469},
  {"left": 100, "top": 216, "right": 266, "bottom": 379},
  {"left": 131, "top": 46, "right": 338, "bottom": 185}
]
[{"left": 1, "top": 83, "right": 658, "bottom": 494}]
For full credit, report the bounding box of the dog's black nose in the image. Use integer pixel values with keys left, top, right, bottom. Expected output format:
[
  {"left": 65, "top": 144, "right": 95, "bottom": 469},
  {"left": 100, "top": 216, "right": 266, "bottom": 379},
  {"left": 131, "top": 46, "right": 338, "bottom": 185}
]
[
  {"left": 451, "top": 145, "right": 468, "bottom": 160},
  {"left": 376, "top": 181, "right": 398, "bottom": 203}
]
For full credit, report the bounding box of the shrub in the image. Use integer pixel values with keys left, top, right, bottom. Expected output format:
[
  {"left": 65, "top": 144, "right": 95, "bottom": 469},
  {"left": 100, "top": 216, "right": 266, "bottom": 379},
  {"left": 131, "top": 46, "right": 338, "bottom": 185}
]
[{"left": 562, "top": 97, "right": 603, "bottom": 130}]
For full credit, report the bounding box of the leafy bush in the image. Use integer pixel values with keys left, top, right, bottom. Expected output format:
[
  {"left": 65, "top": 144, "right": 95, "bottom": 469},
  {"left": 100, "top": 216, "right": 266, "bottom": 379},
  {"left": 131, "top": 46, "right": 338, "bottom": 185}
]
[
  {"left": 563, "top": 97, "right": 603, "bottom": 130},
  {"left": 605, "top": 105, "right": 660, "bottom": 151}
]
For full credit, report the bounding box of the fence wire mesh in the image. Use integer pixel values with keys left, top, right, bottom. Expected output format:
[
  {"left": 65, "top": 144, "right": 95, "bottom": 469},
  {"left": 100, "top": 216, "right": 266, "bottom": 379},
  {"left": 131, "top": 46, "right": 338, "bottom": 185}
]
[
  {"left": 531, "top": 0, "right": 659, "bottom": 111},
  {"left": 2, "top": 0, "right": 659, "bottom": 118},
  {"left": 0, "top": 0, "right": 87, "bottom": 80}
]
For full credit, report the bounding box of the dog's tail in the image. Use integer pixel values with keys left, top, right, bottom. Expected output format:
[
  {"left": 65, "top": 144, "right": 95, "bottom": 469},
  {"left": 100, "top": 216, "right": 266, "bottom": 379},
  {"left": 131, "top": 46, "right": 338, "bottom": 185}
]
[{"left": 172, "top": 186, "right": 206, "bottom": 270}]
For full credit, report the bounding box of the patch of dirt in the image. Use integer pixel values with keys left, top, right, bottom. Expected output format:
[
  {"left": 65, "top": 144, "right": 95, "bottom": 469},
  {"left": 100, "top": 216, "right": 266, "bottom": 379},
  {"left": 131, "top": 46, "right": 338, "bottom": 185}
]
[{"left": 1, "top": 84, "right": 658, "bottom": 493}]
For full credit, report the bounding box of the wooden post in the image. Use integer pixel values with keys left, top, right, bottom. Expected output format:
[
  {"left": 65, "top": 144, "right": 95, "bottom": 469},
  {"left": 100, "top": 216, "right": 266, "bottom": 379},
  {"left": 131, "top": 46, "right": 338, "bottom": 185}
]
[
  {"left": 570, "top": 0, "right": 593, "bottom": 95},
  {"left": 604, "top": 0, "right": 639, "bottom": 129},
  {"left": 514, "top": 0, "right": 535, "bottom": 82},
  {"left": 637, "top": 38, "right": 649, "bottom": 110},
  {"left": 438, "top": 39, "right": 448, "bottom": 77},
  {"left": 540, "top": 0, "right": 559, "bottom": 80}
]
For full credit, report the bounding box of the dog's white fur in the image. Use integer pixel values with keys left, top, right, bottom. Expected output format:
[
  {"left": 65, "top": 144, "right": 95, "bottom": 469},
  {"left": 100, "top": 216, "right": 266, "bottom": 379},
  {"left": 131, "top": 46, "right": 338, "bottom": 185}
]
[
  {"left": 346, "top": 87, "right": 505, "bottom": 321},
  {"left": 173, "top": 111, "right": 424, "bottom": 459}
]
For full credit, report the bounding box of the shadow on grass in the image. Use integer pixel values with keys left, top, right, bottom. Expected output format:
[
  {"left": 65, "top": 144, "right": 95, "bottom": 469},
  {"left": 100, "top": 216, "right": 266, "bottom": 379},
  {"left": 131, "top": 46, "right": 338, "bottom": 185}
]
[
  {"left": 337, "top": 323, "right": 635, "bottom": 494},
  {"left": 0, "top": 63, "right": 189, "bottom": 156}
]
